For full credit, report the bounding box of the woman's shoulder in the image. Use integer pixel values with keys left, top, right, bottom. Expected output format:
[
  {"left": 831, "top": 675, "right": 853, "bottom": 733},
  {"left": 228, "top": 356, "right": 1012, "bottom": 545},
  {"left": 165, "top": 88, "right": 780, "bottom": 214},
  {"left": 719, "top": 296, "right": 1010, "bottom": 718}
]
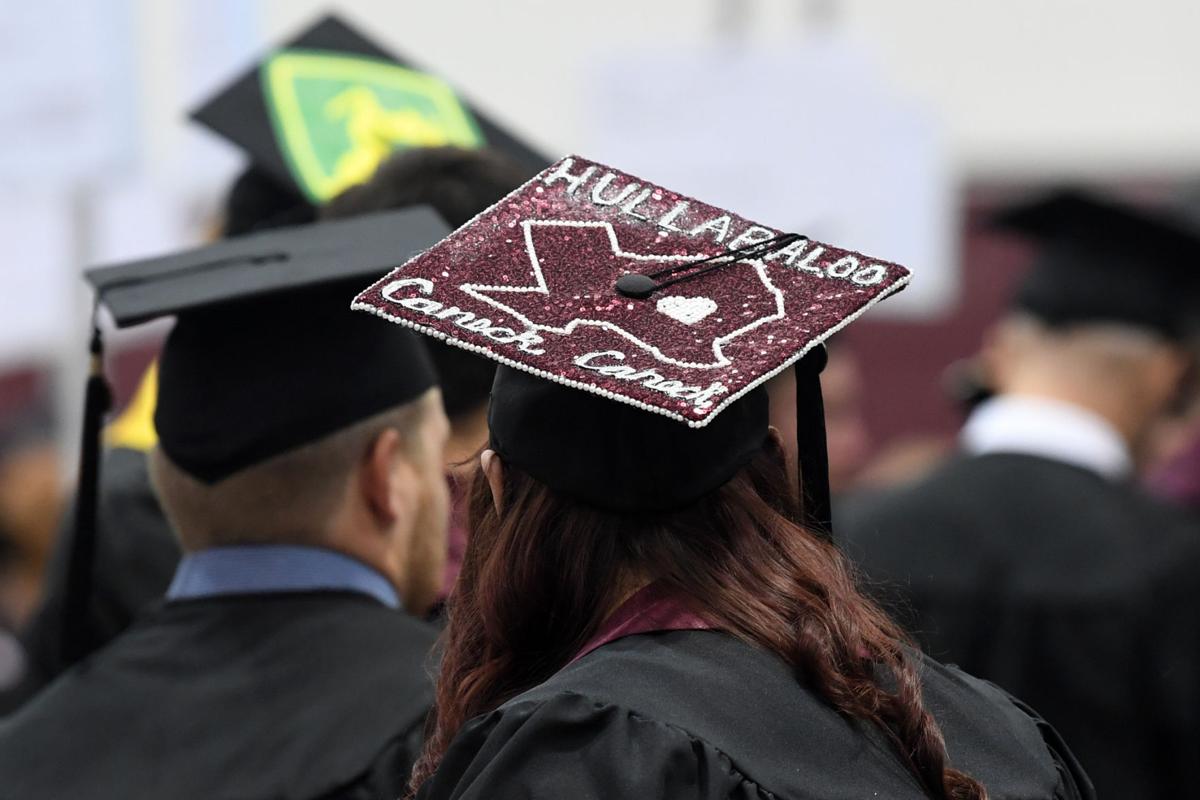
[
  {"left": 419, "top": 632, "right": 1093, "bottom": 799},
  {"left": 417, "top": 631, "right": 870, "bottom": 799},
  {"left": 417, "top": 687, "right": 765, "bottom": 800},
  {"left": 914, "top": 654, "right": 1095, "bottom": 799},
  {"left": 524, "top": 632, "right": 1093, "bottom": 800}
]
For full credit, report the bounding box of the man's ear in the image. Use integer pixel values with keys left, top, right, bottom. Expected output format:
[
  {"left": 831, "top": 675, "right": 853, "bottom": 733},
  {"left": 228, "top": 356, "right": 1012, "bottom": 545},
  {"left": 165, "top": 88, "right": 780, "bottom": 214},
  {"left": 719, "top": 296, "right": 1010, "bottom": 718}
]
[
  {"left": 480, "top": 449, "right": 505, "bottom": 515},
  {"left": 361, "top": 428, "right": 408, "bottom": 525}
]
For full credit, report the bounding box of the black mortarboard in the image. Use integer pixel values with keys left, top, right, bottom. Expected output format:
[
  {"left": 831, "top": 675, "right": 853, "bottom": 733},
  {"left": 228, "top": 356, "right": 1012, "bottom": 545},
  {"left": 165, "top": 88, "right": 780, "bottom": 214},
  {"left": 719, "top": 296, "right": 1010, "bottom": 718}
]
[
  {"left": 61, "top": 208, "right": 447, "bottom": 664},
  {"left": 996, "top": 190, "right": 1200, "bottom": 340},
  {"left": 488, "top": 366, "right": 771, "bottom": 512},
  {"left": 354, "top": 156, "right": 910, "bottom": 527},
  {"left": 90, "top": 208, "right": 446, "bottom": 328},
  {"left": 87, "top": 207, "right": 449, "bottom": 479},
  {"left": 191, "top": 14, "right": 548, "bottom": 206}
]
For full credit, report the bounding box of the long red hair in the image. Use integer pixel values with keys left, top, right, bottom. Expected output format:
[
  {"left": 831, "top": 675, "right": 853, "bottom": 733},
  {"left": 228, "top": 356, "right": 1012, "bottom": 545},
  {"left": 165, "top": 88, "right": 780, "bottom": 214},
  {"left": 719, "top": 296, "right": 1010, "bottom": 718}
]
[{"left": 411, "top": 443, "right": 986, "bottom": 799}]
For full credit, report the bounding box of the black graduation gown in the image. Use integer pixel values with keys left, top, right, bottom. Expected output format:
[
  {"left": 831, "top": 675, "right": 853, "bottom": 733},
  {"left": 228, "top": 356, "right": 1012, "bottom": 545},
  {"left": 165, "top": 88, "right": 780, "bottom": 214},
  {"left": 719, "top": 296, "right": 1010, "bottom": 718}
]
[
  {"left": 417, "top": 629, "right": 1092, "bottom": 800},
  {"left": 838, "top": 452, "right": 1200, "bottom": 799},
  {"left": 0, "top": 591, "right": 437, "bottom": 800},
  {"left": 16, "top": 447, "right": 181, "bottom": 699}
]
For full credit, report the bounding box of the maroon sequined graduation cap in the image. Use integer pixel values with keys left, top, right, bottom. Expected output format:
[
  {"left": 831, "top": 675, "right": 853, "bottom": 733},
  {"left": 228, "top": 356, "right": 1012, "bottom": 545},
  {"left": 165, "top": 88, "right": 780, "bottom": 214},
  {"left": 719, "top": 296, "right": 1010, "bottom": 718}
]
[{"left": 354, "top": 155, "right": 911, "bottom": 528}]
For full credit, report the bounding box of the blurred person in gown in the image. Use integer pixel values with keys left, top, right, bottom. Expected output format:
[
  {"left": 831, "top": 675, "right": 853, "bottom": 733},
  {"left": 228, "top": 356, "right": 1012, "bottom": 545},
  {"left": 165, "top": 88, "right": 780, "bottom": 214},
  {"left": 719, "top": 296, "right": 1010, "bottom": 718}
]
[{"left": 839, "top": 190, "right": 1200, "bottom": 799}]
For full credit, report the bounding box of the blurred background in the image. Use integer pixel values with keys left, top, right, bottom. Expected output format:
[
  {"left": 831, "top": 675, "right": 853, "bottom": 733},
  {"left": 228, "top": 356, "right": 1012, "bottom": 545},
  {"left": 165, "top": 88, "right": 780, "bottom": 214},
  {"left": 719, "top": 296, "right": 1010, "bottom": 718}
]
[{"left": 1, "top": 0, "right": 1199, "bottom": 629}]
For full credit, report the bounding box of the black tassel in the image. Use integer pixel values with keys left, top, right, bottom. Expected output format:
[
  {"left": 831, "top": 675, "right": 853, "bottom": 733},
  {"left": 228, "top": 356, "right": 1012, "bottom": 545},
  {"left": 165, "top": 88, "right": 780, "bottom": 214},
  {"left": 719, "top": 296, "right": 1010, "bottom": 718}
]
[
  {"left": 61, "top": 321, "right": 112, "bottom": 666},
  {"left": 795, "top": 347, "right": 833, "bottom": 540}
]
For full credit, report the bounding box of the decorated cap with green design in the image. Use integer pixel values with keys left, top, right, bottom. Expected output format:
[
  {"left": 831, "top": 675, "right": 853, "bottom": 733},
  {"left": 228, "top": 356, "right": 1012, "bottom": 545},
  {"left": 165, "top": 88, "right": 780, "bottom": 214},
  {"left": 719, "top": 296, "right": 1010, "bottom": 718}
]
[{"left": 192, "top": 14, "right": 548, "bottom": 204}]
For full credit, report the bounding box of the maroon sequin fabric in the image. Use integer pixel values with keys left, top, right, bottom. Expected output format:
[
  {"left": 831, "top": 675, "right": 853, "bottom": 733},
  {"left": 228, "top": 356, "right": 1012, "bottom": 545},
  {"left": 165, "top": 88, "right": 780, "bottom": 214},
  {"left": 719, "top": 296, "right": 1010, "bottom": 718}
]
[{"left": 354, "top": 155, "right": 910, "bottom": 427}]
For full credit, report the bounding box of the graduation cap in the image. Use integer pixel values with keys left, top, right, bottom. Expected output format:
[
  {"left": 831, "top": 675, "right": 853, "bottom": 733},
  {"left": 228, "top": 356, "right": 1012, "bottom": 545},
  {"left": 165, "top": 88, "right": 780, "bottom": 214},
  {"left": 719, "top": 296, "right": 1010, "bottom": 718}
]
[
  {"left": 62, "top": 207, "right": 449, "bottom": 665},
  {"left": 192, "top": 14, "right": 549, "bottom": 206},
  {"left": 353, "top": 155, "right": 910, "bottom": 530},
  {"left": 996, "top": 190, "right": 1200, "bottom": 340}
]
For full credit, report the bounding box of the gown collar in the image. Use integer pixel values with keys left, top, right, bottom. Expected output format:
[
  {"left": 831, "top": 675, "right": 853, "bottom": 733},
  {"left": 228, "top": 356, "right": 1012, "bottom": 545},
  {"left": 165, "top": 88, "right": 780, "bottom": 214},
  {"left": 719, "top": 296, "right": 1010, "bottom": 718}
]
[
  {"left": 571, "top": 582, "right": 713, "bottom": 664},
  {"left": 961, "top": 394, "right": 1133, "bottom": 481},
  {"left": 167, "top": 544, "right": 401, "bottom": 609}
]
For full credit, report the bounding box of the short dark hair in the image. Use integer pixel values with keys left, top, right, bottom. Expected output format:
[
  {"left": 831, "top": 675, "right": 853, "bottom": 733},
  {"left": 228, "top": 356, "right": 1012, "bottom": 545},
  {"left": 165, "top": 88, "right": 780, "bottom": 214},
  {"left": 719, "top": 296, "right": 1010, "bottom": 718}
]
[
  {"left": 221, "top": 166, "right": 315, "bottom": 237},
  {"left": 321, "top": 146, "right": 532, "bottom": 227},
  {"left": 323, "top": 147, "right": 534, "bottom": 419}
]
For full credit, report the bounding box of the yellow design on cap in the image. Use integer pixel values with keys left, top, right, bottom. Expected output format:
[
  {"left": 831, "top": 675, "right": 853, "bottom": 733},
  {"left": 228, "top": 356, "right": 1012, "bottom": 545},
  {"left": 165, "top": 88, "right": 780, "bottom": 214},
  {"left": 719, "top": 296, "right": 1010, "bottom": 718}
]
[
  {"left": 262, "top": 50, "right": 485, "bottom": 202},
  {"left": 105, "top": 362, "right": 158, "bottom": 452}
]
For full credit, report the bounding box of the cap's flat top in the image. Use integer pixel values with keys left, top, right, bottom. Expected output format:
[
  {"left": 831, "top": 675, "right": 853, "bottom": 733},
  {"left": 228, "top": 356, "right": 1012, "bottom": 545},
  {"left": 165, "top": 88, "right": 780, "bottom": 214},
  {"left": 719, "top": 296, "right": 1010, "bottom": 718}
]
[
  {"left": 88, "top": 207, "right": 450, "bottom": 327},
  {"left": 354, "top": 155, "right": 910, "bottom": 427},
  {"left": 191, "top": 14, "right": 549, "bottom": 202}
]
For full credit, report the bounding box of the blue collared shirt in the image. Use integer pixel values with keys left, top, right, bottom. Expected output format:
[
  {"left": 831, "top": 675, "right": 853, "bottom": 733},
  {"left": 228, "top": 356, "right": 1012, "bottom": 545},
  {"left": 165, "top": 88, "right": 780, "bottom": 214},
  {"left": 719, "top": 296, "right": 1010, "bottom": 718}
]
[{"left": 166, "top": 544, "right": 401, "bottom": 609}]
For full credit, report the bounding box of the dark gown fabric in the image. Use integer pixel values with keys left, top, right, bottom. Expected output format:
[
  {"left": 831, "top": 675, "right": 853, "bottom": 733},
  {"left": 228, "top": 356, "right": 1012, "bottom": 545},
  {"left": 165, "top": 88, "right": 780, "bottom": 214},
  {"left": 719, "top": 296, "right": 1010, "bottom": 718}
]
[
  {"left": 838, "top": 452, "right": 1200, "bottom": 800},
  {"left": 0, "top": 591, "right": 437, "bottom": 800},
  {"left": 15, "top": 446, "right": 180, "bottom": 702},
  {"left": 417, "top": 629, "right": 1092, "bottom": 800}
]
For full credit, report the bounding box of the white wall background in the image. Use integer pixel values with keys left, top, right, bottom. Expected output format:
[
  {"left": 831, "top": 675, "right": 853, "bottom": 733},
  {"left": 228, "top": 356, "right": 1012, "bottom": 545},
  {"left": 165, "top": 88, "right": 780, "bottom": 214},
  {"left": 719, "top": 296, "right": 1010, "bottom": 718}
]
[{"left": 129, "top": 0, "right": 1200, "bottom": 182}]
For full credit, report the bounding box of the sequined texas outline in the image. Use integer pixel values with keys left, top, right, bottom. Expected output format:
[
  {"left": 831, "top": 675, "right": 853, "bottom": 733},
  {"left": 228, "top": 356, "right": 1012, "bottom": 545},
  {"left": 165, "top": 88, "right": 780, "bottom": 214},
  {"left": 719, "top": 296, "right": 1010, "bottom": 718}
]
[{"left": 460, "top": 220, "right": 785, "bottom": 369}]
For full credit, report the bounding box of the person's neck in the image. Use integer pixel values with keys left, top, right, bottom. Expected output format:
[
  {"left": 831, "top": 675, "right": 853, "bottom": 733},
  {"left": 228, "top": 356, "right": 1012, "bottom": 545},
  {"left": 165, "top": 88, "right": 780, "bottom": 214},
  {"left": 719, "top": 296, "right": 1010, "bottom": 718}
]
[
  {"left": 999, "top": 382, "right": 1145, "bottom": 453},
  {"left": 181, "top": 536, "right": 386, "bottom": 580},
  {"left": 964, "top": 389, "right": 1138, "bottom": 479},
  {"left": 319, "top": 517, "right": 407, "bottom": 601},
  {"left": 602, "top": 572, "right": 653, "bottom": 622}
]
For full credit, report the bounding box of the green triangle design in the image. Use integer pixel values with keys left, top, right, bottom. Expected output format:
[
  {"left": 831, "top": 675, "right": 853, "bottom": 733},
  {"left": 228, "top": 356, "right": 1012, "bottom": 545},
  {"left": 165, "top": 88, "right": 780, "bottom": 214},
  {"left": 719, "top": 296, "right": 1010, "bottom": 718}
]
[{"left": 262, "top": 49, "right": 485, "bottom": 202}]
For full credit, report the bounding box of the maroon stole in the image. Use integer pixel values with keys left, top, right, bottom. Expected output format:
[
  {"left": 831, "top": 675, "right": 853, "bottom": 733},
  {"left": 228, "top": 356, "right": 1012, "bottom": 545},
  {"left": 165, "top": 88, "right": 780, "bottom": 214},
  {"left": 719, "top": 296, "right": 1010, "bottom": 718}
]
[{"left": 571, "top": 582, "right": 714, "bottom": 664}]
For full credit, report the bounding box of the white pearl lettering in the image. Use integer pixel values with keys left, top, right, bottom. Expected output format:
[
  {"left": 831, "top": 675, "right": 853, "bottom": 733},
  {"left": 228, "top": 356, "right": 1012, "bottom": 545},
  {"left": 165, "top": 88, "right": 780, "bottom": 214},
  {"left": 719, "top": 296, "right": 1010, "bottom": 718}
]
[
  {"left": 852, "top": 264, "right": 887, "bottom": 286},
  {"left": 689, "top": 214, "right": 732, "bottom": 243},
  {"left": 382, "top": 279, "right": 545, "bottom": 354},
  {"left": 793, "top": 245, "right": 826, "bottom": 276},
  {"left": 574, "top": 350, "right": 728, "bottom": 409},
  {"left": 382, "top": 277, "right": 434, "bottom": 300},
  {"left": 398, "top": 297, "right": 442, "bottom": 314},
  {"left": 541, "top": 158, "right": 596, "bottom": 195},
  {"left": 657, "top": 200, "right": 692, "bottom": 233},
  {"left": 727, "top": 225, "right": 778, "bottom": 250},
  {"left": 538, "top": 159, "right": 895, "bottom": 290},
  {"left": 826, "top": 255, "right": 859, "bottom": 279},
  {"left": 591, "top": 173, "right": 641, "bottom": 207},
  {"left": 620, "top": 187, "right": 655, "bottom": 221},
  {"left": 763, "top": 238, "right": 809, "bottom": 266}
]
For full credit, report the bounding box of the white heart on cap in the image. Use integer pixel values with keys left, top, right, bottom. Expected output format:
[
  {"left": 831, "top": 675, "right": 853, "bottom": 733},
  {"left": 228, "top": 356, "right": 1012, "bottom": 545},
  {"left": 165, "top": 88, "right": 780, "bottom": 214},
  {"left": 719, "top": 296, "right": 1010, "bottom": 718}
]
[{"left": 656, "top": 295, "right": 718, "bottom": 326}]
